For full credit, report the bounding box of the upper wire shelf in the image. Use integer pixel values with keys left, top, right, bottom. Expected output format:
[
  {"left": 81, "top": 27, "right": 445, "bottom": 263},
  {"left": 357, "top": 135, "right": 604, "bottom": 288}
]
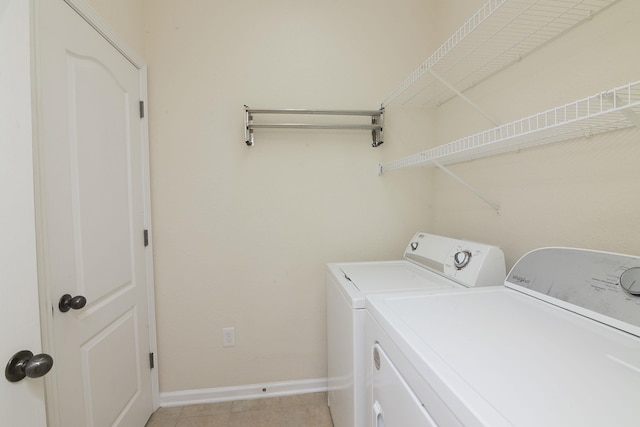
[
  {"left": 379, "top": 0, "right": 619, "bottom": 109},
  {"left": 379, "top": 81, "right": 640, "bottom": 174}
]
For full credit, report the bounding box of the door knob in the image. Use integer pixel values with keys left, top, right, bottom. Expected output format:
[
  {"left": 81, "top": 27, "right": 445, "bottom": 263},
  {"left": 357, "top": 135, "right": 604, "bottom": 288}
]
[
  {"left": 5, "top": 350, "right": 54, "bottom": 382},
  {"left": 58, "top": 294, "right": 87, "bottom": 312}
]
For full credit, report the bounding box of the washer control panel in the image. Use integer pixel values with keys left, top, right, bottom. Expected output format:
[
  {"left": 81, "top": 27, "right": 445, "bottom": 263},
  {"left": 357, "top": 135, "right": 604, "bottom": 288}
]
[
  {"left": 620, "top": 267, "right": 640, "bottom": 296},
  {"left": 404, "top": 232, "right": 506, "bottom": 288},
  {"left": 507, "top": 247, "right": 640, "bottom": 333}
]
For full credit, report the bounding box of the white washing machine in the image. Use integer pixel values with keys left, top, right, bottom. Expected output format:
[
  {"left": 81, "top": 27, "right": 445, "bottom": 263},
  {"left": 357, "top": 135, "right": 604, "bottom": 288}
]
[
  {"left": 366, "top": 247, "right": 640, "bottom": 426},
  {"left": 326, "top": 232, "right": 506, "bottom": 427}
]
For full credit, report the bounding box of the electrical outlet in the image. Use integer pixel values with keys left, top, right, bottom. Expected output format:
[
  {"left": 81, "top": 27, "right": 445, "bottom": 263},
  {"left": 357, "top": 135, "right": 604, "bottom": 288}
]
[{"left": 222, "top": 327, "right": 235, "bottom": 347}]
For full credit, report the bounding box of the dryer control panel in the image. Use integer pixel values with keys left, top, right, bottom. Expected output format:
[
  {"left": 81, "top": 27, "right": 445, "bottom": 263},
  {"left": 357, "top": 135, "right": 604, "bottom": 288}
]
[{"left": 403, "top": 232, "right": 506, "bottom": 288}]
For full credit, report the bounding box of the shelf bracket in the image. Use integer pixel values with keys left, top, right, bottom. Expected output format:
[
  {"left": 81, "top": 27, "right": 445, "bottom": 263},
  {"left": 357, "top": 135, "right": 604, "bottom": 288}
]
[
  {"left": 427, "top": 69, "right": 500, "bottom": 127},
  {"left": 434, "top": 161, "right": 501, "bottom": 215},
  {"left": 602, "top": 93, "right": 640, "bottom": 128},
  {"left": 620, "top": 108, "right": 640, "bottom": 128},
  {"left": 244, "top": 105, "right": 254, "bottom": 146}
]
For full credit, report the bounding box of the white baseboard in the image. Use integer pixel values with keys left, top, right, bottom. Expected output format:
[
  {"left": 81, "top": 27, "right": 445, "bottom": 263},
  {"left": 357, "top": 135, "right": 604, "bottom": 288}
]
[{"left": 159, "top": 377, "right": 328, "bottom": 408}]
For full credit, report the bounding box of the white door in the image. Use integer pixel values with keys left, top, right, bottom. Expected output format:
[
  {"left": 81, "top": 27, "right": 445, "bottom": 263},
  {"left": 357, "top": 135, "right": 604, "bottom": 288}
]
[
  {"left": 35, "top": 0, "right": 153, "bottom": 425},
  {"left": 0, "top": 0, "right": 48, "bottom": 424}
]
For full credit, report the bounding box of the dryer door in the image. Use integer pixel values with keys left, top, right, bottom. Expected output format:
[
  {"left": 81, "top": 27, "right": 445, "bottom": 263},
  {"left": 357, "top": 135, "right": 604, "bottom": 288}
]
[{"left": 372, "top": 344, "right": 437, "bottom": 427}]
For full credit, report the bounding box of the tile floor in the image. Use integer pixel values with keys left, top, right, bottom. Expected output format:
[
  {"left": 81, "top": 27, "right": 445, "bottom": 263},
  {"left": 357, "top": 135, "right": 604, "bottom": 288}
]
[{"left": 145, "top": 392, "right": 334, "bottom": 427}]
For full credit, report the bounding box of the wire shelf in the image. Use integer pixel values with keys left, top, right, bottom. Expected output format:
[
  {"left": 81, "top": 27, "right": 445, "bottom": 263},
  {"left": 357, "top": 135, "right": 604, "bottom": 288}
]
[
  {"left": 379, "top": 0, "right": 619, "bottom": 109},
  {"left": 379, "top": 81, "right": 640, "bottom": 174}
]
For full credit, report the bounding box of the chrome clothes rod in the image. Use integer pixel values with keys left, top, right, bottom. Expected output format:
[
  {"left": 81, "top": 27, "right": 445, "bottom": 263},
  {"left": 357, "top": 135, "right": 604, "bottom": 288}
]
[{"left": 244, "top": 106, "right": 384, "bottom": 147}]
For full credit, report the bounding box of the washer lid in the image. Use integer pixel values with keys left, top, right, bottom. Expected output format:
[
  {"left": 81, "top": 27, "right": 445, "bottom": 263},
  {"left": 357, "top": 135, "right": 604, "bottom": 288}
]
[
  {"left": 335, "top": 261, "right": 456, "bottom": 308},
  {"left": 367, "top": 288, "right": 640, "bottom": 427}
]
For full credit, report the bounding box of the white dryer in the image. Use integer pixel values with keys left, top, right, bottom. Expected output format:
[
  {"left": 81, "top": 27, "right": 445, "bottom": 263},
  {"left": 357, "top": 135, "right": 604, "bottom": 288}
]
[
  {"left": 326, "top": 232, "right": 506, "bottom": 427},
  {"left": 366, "top": 247, "right": 640, "bottom": 426}
]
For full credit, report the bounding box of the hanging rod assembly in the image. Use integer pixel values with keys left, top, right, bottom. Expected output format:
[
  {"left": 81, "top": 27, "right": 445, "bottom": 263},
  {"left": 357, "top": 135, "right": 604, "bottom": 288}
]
[{"left": 244, "top": 106, "right": 384, "bottom": 147}]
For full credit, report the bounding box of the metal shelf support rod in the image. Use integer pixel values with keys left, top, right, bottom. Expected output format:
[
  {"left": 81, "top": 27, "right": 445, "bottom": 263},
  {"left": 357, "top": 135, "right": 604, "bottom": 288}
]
[
  {"left": 434, "top": 161, "right": 501, "bottom": 215},
  {"left": 603, "top": 92, "right": 640, "bottom": 128},
  {"left": 427, "top": 69, "right": 500, "bottom": 127}
]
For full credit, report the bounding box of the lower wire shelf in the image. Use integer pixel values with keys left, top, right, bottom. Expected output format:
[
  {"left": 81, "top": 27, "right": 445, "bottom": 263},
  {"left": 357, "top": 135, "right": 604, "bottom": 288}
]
[{"left": 379, "top": 80, "right": 640, "bottom": 174}]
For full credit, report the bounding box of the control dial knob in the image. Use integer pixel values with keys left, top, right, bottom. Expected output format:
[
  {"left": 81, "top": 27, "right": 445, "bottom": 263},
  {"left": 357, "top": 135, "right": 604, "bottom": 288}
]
[
  {"left": 453, "top": 250, "right": 472, "bottom": 270},
  {"left": 620, "top": 267, "right": 640, "bottom": 296}
]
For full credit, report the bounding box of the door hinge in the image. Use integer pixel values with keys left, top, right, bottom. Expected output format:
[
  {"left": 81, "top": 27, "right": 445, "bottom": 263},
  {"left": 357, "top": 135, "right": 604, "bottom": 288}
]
[
  {"left": 139, "top": 100, "right": 145, "bottom": 118},
  {"left": 149, "top": 352, "right": 155, "bottom": 369},
  {"left": 143, "top": 229, "right": 149, "bottom": 247}
]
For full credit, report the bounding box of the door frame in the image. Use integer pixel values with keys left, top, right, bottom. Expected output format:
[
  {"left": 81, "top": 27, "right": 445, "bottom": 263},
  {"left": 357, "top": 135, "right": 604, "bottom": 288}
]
[
  {"left": 0, "top": 0, "right": 47, "bottom": 424},
  {"left": 31, "top": 0, "right": 159, "bottom": 424}
]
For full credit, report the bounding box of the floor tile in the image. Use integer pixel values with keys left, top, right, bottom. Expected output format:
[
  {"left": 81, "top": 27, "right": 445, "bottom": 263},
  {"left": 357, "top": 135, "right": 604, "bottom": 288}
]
[
  {"left": 147, "top": 392, "right": 333, "bottom": 427},
  {"left": 153, "top": 406, "right": 184, "bottom": 418},
  {"left": 281, "top": 404, "right": 333, "bottom": 427},
  {"left": 145, "top": 406, "right": 182, "bottom": 427},
  {"left": 229, "top": 408, "right": 280, "bottom": 427},
  {"left": 176, "top": 413, "right": 230, "bottom": 427},
  {"left": 145, "top": 417, "right": 178, "bottom": 427},
  {"left": 180, "top": 401, "right": 233, "bottom": 417},
  {"left": 231, "top": 396, "right": 280, "bottom": 412}
]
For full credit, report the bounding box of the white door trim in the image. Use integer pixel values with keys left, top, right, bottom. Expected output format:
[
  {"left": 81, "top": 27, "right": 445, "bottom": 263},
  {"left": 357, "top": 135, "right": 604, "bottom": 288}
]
[
  {"left": 32, "top": 0, "right": 159, "bottom": 422},
  {"left": 0, "top": 0, "right": 47, "bottom": 424},
  {"left": 139, "top": 67, "right": 160, "bottom": 411}
]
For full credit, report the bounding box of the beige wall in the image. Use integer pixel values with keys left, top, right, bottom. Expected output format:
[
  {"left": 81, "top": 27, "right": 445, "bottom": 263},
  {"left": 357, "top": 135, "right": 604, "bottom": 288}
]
[
  {"left": 144, "top": 0, "right": 437, "bottom": 392},
  {"left": 85, "top": 0, "right": 640, "bottom": 395},
  {"left": 429, "top": 0, "right": 640, "bottom": 268},
  {"left": 83, "top": 0, "right": 146, "bottom": 57}
]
